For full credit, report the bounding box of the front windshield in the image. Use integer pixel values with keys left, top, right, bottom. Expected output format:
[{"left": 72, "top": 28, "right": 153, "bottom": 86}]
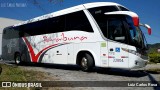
[
  {"left": 127, "top": 16, "right": 147, "bottom": 49},
  {"left": 106, "top": 15, "right": 146, "bottom": 49},
  {"left": 134, "top": 27, "right": 148, "bottom": 49},
  {"left": 117, "top": 16, "right": 147, "bottom": 49},
  {"left": 129, "top": 26, "right": 144, "bottom": 48},
  {"left": 88, "top": 7, "right": 147, "bottom": 49}
]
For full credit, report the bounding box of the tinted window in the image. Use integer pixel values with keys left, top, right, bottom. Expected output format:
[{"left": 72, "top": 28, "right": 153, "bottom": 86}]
[
  {"left": 3, "top": 27, "right": 19, "bottom": 39},
  {"left": 19, "top": 11, "right": 92, "bottom": 37},
  {"left": 21, "top": 19, "right": 47, "bottom": 37},
  {"left": 88, "top": 6, "right": 118, "bottom": 37},
  {"left": 107, "top": 18, "right": 128, "bottom": 44},
  {"left": 20, "top": 15, "right": 65, "bottom": 37},
  {"left": 10, "top": 11, "right": 92, "bottom": 37},
  {"left": 65, "top": 11, "right": 93, "bottom": 32},
  {"left": 46, "top": 15, "right": 65, "bottom": 33}
]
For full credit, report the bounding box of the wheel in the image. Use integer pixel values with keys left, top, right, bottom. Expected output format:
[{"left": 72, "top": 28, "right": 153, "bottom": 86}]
[
  {"left": 15, "top": 53, "right": 21, "bottom": 65},
  {"left": 80, "top": 53, "right": 94, "bottom": 72}
]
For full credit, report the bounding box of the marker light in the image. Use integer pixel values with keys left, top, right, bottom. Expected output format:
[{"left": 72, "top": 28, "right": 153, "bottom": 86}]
[
  {"left": 140, "top": 23, "right": 152, "bottom": 35},
  {"left": 132, "top": 17, "right": 139, "bottom": 27},
  {"left": 145, "top": 24, "right": 152, "bottom": 35}
]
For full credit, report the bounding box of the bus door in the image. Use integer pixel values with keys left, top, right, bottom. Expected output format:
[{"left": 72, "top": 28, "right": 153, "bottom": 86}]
[{"left": 107, "top": 17, "right": 129, "bottom": 68}]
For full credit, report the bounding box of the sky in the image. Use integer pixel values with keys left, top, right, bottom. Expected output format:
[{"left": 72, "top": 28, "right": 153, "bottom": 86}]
[{"left": 0, "top": 0, "right": 159, "bottom": 44}]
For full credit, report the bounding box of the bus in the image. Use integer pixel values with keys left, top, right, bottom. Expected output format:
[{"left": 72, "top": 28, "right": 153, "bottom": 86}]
[{"left": 2, "top": 2, "right": 151, "bottom": 71}]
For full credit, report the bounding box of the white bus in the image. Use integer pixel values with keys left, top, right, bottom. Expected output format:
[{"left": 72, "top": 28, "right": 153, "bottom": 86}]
[{"left": 2, "top": 2, "right": 151, "bottom": 71}]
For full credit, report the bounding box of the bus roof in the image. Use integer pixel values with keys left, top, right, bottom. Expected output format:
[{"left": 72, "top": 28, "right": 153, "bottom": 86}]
[{"left": 13, "top": 2, "right": 121, "bottom": 27}]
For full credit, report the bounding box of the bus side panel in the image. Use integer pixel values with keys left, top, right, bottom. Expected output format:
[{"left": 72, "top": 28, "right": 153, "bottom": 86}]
[
  {"left": 100, "top": 41, "right": 109, "bottom": 67},
  {"left": 19, "top": 38, "right": 31, "bottom": 63},
  {"left": 74, "top": 42, "right": 101, "bottom": 67},
  {"left": 67, "top": 44, "right": 74, "bottom": 64},
  {"left": 2, "top": 29, "right": 20, "bottom": 61},
  {"left": 22, "top": 35, "right": 49, "bottom": 63},
  {"left": 128, "top": 45, "right": 147, "bottom": 69},
  {"left": 59, "top": 31, "right": 102, "bottom": 66},
  {"left": 107, "top": 41, "right": 129, "bottom": 68},
  {"left": 41, "top": 45, "right": 68, "bottom": 64},
  {"left": 21, "top": 33, "right": 68, "bottom": 64},
  {"left": 2, "top": 38, "right": 19, "bottom": 60},
  {"left": 128, "top": 46, "right": 137, "bottom": 68},
  {"left": 2, "top": 37, "right": 31, "bottom": 62}
]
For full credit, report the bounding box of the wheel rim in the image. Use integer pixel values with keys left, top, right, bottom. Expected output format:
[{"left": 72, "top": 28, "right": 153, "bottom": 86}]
[
  {"left": 15, "top": 56, "right": 20, "bottom": 64},
  {"left": 81, "top": 57, "right": 88, "bottom": 70}
]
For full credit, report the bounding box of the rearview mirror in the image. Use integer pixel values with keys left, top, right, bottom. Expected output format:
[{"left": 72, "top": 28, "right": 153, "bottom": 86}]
[
  {"left": 144, "top": 24, "right": 151, "bottom": 35},
  {"left": 140, "top": 23, "right": 152, "bottom": 35}
]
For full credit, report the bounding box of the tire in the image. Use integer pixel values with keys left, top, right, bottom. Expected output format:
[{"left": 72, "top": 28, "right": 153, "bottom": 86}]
[
  {"left": 80, "top": 53, "right": 94, "bottom": 72},
  {"left": 15, "top": 53, "right": 21, "bottom": 65}
]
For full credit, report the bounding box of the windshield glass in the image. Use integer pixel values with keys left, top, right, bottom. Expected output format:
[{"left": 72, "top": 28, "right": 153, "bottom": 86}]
[
  {"left": 127, "top": 16, "right": 147, "bottom": 49},
  {"left": 130, "top": 26, "right": 144, "bottom": 48},
  {"left": 88, "top": 6, "right": 119, "bottom": 38},
  {"left": 135, "top": 27, "right": 148, "bottom": 49}
]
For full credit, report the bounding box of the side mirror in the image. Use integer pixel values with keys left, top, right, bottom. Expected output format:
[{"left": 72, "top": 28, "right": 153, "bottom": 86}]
[
  {"left": 140, "top": 23, "right": 152, "bottom": 35},
  {"left": 144, "top": 24, "right": 151, "bottom": 35}
]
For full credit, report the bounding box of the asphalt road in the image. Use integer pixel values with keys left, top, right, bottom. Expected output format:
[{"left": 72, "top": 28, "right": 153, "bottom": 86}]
[{"left": 1, "top": 60, "right": 160, "bottom": 90}]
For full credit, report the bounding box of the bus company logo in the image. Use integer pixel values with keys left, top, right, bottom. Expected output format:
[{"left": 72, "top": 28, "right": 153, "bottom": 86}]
[
  {"left": 2, "top": 82, "right": 11, "bottom": 87},
  {"left": 43, "top": 33, "right": 87, "bottom": 43}
]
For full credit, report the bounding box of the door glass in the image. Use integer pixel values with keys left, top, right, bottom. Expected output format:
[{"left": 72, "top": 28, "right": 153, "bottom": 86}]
[{"left": 108, "top": 18, "right": 127, "bottom": 44}]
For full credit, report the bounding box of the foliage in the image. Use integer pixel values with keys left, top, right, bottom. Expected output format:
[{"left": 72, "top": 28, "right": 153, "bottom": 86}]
[
  {"left": 148, "top": 52, "right": 160, "bottom": 63},
  {"left": 148, "top": 43, "right": 160, "bottom": 53},
  {"left": 148, "top": 43, "right": 160, "bottom": 63}
]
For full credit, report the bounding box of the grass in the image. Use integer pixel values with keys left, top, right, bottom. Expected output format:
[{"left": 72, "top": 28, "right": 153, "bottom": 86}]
[
  {"left": 146, "top": 68, "right": 160, "bottom": 74},
  {"left": 0, "top": 64, "right": 25, "bottom": 81},
  {"left": 0, "top": 64, "right": 50, "bottom": 90},
  {"left": 147, "top": 62, "right": 157, "bottom": 64},
  {"left": 1, "top": 63, "right": 159, "bottom": 89}
]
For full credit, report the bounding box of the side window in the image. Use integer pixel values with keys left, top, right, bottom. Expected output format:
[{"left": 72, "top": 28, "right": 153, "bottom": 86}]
[
  {"left": 46, "top": 15, "right": 65, "bottom": 33},
  {"left": 88, "top": 6, "right": 118, "bottom": 37},
  {"left": 22, "top": 15, "right": 65, "bottom": 37},
  {"left": 3, "top": 27, "right": 20, "bottom": 39},
  {"left": 3, "top": 29, "right": 9, "bottom": 39},
  {"left": 107, "top": 18, "right": 128, "bottom": 44},
  {"left": 65, "top": 11, "right": 93, "bottom": 32},
  {"left": 22, "top": 19, "right": 47, "bottom": 36}
]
